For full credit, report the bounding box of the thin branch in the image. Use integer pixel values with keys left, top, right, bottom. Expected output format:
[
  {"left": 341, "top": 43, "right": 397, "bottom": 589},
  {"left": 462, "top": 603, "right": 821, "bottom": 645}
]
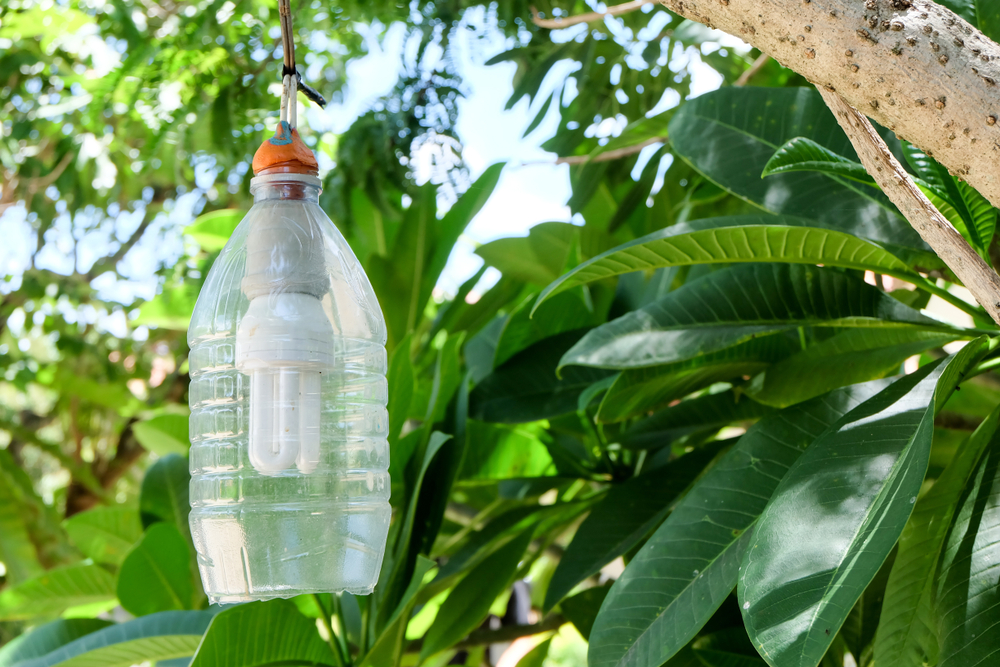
[
  {"left": 553, "top": 136, "right": 664, "bottom": 165},
  {"left": 817, "top": 86, "right": 1000, "bottom": 326},
  {"left": 530, "top": 0, "right": 653, "bottom": 29},
  {"left": 734, "top": 53, "right": 770, "bottom": 87},
  {"left": 456, "top": 615, "right": 565, "bottom": 648},
  {"left": 85, "top": 214, "right": 152, "bottom": 280}
]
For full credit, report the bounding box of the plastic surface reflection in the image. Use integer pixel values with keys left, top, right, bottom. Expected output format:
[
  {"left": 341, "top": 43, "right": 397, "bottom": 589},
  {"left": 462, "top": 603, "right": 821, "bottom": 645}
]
[{"left": 187, "top": 173, "right": 390, "bottom": 603}]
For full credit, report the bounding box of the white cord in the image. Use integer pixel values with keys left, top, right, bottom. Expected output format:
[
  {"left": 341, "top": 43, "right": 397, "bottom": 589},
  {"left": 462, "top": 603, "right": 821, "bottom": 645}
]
[{"left": 280, "top": 74, "right": 291, "bottom": 125}]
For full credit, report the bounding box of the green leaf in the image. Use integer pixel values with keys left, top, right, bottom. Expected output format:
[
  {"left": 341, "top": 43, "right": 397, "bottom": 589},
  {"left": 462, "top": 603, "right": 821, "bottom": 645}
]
[
  {"left": 545, "top": 440, "right": 728, "bottom": 611},
  {"left": 461, "top": 421, "right": 556, "bottom": 480},
  {"left": 692, "top": 649, "right": 767, "bottom": 667},
  {"left": 184, "top": 209, "right": 244, "bottom": 252},
  {"left": 668, "top": 87, "right": 934, "bottom": 265},
  {"left": 134, "top": 284, "right": 199, "bottom": 331},
  {"left": 559, "top": 585, "right": 612, "bottom": 641},
  {"left": 761, "top": 137, "right": 875, "bottom": 184},
  {"left": 117, "top": 523, "right": 195, "bottom": 616},
  {"left": 0, "top": 466, "right": 44, "bottom": 585},
  {"left": 133, "top": 415, "right": 190, "bottom": 456},
  {"left": 516, "top": 637, "right": 553, "bottom": 667},
  {"left": 533, "top": 216, "right": 914, "bottom": 311},
  {"left": 560, "top": 264, "right": 950, "bottom": 372},
  {"left": 477, "top": 222, "right": 610, "bottom": 287},
  {"left": 494, "top": 290, "right": 603, "bottom": 368},
  {"left": 470, "top": 331, "right": 615, "bottom": 424},
  {"left": 359, "top": 556, "right": 436, "bottom": 667},
  {"left": 746, "top": 329, "right": 959, "bottom": 408},
  {"left": 421, "top": 529, "right": 534, "bottom": 659},
  {"left": 873, "top": 407, "right": 1000, "bottom": 666},
  {"left": 0, "top": 618, "right": 111, "bottom": 666},
  {"left": 902, "top": 141, "right": 996, "bottom": 255},
  {"left": 738, "top": 341, "right": 987, "bottom": 667},
  {"left": 933, "top": 418, "right": 1000, "bottom": 666},
  {"left": 387, "top": 333, "right": 414, "bottom": 444},
  {"left": 587, "top": 379, "right": 894, "bottom": 667},
  {"left": 0, "top": 563, "right": 117, "bottom": 621},
  {"left": 190, "top": 599, "right": 335, "bottom": 667},
  {"left": 622, "top": 390, "right": 774, "bottom": 450},
  {"left": 140, "top": 454, "right": 190, "bottom": 540},
  {"left": 595, "top": 334, "right": 794, "bottom": 422},
  {"left": 378, "top": 432, "right": 452, "bottom": 631},
  {"left": 63, "top": 506, "right": 142, "bottom": 567},
  {"left": 2, "top": 611, "right": 214, "bottom": 667}
]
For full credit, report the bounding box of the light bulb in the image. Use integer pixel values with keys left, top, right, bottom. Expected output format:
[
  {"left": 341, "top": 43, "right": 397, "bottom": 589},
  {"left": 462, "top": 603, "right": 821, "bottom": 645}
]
[{"left": 237, "top": 292, "right": 333, "bottom": 475}]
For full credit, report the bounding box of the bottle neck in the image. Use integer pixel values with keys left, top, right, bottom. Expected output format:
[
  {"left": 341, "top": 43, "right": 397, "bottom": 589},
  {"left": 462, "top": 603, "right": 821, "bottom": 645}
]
[{"left": 250, "top": 174, "right": 321, "bottom": 203}]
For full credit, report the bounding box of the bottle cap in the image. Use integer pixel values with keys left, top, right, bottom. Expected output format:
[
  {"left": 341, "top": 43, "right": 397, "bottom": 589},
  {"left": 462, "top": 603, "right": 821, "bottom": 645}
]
[{"left": 252, "top": 121, "right": 319, "bottom": 176}]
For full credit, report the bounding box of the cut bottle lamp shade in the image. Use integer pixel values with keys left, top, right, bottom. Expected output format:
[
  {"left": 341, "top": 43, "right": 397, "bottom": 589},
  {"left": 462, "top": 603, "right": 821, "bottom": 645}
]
[{"left": 187, "top": 123, "right": 391, "bottom": 603}]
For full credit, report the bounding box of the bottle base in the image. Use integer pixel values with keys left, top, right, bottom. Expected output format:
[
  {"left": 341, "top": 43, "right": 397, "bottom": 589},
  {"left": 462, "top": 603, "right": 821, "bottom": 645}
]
[{"left": 190, "top": 502, "right": 389, "bottom": 602}]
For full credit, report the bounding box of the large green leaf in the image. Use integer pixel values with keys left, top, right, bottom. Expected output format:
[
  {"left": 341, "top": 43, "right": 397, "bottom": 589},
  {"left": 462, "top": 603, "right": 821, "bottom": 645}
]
[
  {"left": 0, "top": 619, "right": 111, "bottom": 667},
  {"left": 900, "top": 141, "right": 995, "bottom": 255},
  {"left": 359, "top": 556, "right": 436, "bottom": 667},
  {"left": 596, "top": 334, "right": 793, "bottom": 423},
  {"left": 494, "top": 290, "right": 604, "bottom": 368},
  {"left": 738, "top": 341, "right": 986, "bottom": 667},
  {"left": 4, "top": 611, "right": 215, "bottom": 667},
  {"left": 139, "top": 454, "right": 191, "bottom": 539},
  {"left": 387, "top": 333, "right": 414, "bottom": 444},
  {"left": 873, "top": 405, "right": 1000, "bottom": 666},
  {"left": 190, "top": 599, "right": 335, "bottom": 667},
  {"left": 545, "top": 440, "right": 728, "bottom": 611},
  {"left": 420, "top": 528, "right": 534, "bottom": 659},
  {"left": 761, "top": 137, "right": 875, "bottom": 184},
  {"left": 63, "top": 506, "right": 142, "bottom": 567},
  {"left": 461, "top": 421, "right": 556, "bottom": 481},
  {"left": 668, "top": 87, "right": 933, "bottom": 265},
  {"left": 560, "top": 585, "right": 612, "bottom": 641},
  {"left": 0, "top": 563, "right": 117, "bottom": 621},
  {"left": 132, "top": 415, "right": 190, "bottom": 456},
  {"left": 747, "top": 328, "right": 960, "bottom": 408},
  {"left": 621, "top": 390, "right": 774, "bottom": 451},
  {"left": 560, "top": 264, "right": 951, "bottom": 371},
  {"left": 470, "top": 330, "right": 615, "bottom": 424},
  {"left": 587, "top": 380, "right": 891, "bottom": 667},
  {"left": 933, "top": 419, "right": 1000, "bottom": 666},
  {"left": 533, "top": 216, "right": 914, "bottom": 311},
  {"left": 117, "top": 523, "right": 195, "bottom": 616}
]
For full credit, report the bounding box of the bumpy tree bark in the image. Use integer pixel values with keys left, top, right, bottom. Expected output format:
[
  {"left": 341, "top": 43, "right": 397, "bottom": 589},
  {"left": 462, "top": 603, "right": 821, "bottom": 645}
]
[{"left": 658, "top": 0, "right": 1000, "bottom": 210}]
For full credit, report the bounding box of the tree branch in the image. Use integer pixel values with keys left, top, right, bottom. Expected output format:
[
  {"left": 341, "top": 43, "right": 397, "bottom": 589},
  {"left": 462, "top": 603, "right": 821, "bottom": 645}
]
[
  {"left": 531, "top": 0, "right": 653, "bottom": 29},
  {"left": 554, "top": 136, "right": 665, "bottom": 165},
  {"left": 818, "top": 86, "right": 1000, "bottom": 325},
  {"left": 734, "top": 53, "right": 771, "bottom": 87},
  {"left": 651, "top": 0, "right": 1000, "bottom": 210}
]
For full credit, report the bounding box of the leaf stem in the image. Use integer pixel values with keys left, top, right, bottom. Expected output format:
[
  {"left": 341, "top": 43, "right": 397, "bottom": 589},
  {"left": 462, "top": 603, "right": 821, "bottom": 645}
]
[{"left": 314, "top": 594, "right": 349, "bottom": 667}]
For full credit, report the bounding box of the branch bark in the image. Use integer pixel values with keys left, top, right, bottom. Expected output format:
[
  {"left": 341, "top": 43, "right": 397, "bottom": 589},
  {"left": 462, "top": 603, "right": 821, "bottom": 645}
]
[
  {"left": 531, "top": 0, "right": 654, "bottom": 29},
  {"left": 652, "top": 0, "right": 1000, "bottom": 210},
  {"left": 818, "top": 86, "right": 1000, "bottom": 325}
]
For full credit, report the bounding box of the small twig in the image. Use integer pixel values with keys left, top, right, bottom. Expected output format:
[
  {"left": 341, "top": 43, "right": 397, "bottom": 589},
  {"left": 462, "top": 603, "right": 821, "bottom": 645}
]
[
  {"left": 818, "top": 86, "right": 1000, "bottom": 326},
  {"left": 553, "top": 136, "right": 664, "bottom": 165},
  {"left": 734, "top": 53, "right": 770, "bottom": 87},
  {"left": 530, "top": 0, "right": 653, "bottom": 29}
]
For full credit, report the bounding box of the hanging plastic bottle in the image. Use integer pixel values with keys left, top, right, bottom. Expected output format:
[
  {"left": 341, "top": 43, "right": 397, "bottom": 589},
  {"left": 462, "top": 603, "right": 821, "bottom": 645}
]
[{"left": 187, "top": 62, "right": 390, "bottom": 603}]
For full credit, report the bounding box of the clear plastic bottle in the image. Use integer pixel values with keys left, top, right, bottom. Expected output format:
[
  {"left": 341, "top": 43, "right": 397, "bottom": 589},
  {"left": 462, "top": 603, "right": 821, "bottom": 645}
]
[{"left": 187, "top": 172, "right": 390, "bottom": 603}]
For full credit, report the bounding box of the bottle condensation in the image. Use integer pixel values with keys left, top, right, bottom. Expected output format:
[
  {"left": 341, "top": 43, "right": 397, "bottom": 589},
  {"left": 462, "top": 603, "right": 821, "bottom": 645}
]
[{"left": 187, "top": 171, "right": 390, "bottom": 603}]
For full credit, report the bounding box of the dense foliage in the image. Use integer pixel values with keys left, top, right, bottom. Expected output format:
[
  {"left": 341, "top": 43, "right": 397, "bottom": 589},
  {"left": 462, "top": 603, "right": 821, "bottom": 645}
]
[{"left": 5, "top": 1, "right": 1000, "bottom": 667}]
